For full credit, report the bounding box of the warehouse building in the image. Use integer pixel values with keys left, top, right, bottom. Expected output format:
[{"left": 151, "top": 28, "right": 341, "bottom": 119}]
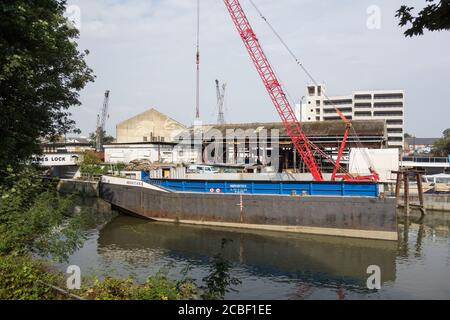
[{"left": 105, "top": 108, "right": 388, "bottom": 173}]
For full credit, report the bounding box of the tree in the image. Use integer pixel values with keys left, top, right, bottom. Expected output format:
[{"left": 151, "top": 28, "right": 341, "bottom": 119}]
[
  {"left": 443, "top": 128, "right": 450, "bottom": 138},
  {"left": 432, "top": 128, "right": 450, "bottom": 156},
  {"left": 0, "top": 166, "right": 86, "bottom": 261},
  {"left": 89, "top": 130, "right": 115, "bottom": 148},
  {"left": 0, "top": 1, "right": 94, "bottom": 173},
  {"left": 396, "top": 0, "right": 450, "bottom": 37}
]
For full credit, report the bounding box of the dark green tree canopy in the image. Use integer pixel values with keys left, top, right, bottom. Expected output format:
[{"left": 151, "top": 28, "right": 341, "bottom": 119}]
[
  {"left": 0, "top": 0, "right": 94, "bottom": 172},
  {"left": 433, "top": 128, "right": 450, "bottom": 156},
  {"left": 397, "top": 0, "right": 450, "bottom": 37},
  {"left": 89, "top": 130, "right": 115, "bottom": 147}
]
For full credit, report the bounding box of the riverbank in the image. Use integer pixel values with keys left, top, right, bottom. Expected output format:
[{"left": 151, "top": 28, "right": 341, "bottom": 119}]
[{"left": 0, "top": 254, "right": 197, "bottom": 300}]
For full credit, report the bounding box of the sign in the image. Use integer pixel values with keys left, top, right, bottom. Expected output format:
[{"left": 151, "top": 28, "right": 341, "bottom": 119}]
[{"left": 31, "top": 154, "right": 80, "bottom": 167}]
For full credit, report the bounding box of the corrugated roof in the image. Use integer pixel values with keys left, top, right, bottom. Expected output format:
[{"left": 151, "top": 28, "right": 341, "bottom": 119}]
[{"left": 185, "top": 120, "right": 386, "bottom": 137}]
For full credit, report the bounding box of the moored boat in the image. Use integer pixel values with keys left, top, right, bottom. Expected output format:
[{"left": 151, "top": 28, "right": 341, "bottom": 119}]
[{"left": 99, "top": 175, "right": 398, "bottom": 241}]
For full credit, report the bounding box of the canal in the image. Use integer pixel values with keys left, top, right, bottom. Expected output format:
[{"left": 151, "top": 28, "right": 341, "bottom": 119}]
[{"left": 54, "top": 198, "right": 450, "bottom": 300}]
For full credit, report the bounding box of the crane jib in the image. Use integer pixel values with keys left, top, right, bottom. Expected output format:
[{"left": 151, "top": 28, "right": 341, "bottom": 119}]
[{"left": 223, "top": 0, "right": 324, "bottom": 181}]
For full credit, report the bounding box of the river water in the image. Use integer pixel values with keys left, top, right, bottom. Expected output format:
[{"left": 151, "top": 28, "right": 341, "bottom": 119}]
[{"left": 55, "top": 198, "right": 450, "bottom": 300}]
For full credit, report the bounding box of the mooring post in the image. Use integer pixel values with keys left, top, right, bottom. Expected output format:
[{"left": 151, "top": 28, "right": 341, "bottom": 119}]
[
  {"left": 395, "top": 171, "right": 402, "bottom": 207},
  {"left": 416, "top": 172, "right": 426, "bottom": 217},
  {"left": 404, "top": 172, "right": 410, "bottom": 217}
]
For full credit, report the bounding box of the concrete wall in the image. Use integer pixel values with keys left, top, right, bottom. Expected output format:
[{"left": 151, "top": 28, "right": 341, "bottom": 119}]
[
  {"left": 57, "top": 180, "right": 99, "bottom": 198},
  {"left": 399, "top": 194, "right": 450, "bottom": 212}
]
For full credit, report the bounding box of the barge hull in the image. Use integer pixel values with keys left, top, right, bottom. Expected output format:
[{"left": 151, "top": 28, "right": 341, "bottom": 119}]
[{"left": 100, "top": 178, "right": 398, "bottom": 241}]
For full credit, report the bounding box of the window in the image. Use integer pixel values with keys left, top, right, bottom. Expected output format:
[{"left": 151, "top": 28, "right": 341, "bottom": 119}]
[
  {"left": 316, "top": 116, "right": 320, "bottom": 121},
  {"left": 374, "top": 111, "right": 403, "bottom": 117},
  {"left": 143, "top": 136, "right": 148, "bottom": 142},
  {"left": 324, "top": 99, "right": 352, "bottom": 106},
  {"left": 374, "top": 102, "right": 403, "bottom": 108},
  {"left": 354, "top": 94, "right": 372, "bottom": 100},
  {"left": 316, "top": 100, "right": 321, "bottom": 107},
  {"left": 354, "top": 103, "right": 372, "bottom": 108},
  {"left": 388, "top": 137, "right": 403, "bottom": 142},
  {"left": 316, "top": 108, "right": 321, "bottom": 114},
  {"left": 374, "top": 93, "right": 403, "bottom": 100},
  {"left": 387, "top": 128, "right": 403, "bottom": 133},
  {"left": 318, "top": 86, "right": 322, "bottom": 96},
  {"left": 386, "top": 119, "right": 403, "bottom": 125},
  {"left": 354, "top": 111, "right": 372, "bottom": 117},
  {"left": 308, "top": 86, "right": 315, "bottom": 96}
]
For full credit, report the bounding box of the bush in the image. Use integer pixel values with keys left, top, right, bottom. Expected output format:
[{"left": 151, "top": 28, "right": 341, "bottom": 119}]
[
  {"left": 0, "top": 255, "right": 61, "bottom": 300},
  {"left": 80, "top": 271, "right": 197, "bottom": 301}
]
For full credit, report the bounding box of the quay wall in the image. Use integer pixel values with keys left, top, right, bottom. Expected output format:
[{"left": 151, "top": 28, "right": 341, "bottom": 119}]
[
  {"left": 399, "top": 194, "right": 450, "bottom": 212},
  {"left": 57, "top": 179, "right": 99, "bottom": 198}
]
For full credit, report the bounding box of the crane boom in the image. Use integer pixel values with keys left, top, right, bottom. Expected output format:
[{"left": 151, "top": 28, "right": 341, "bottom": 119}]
[
  {"left": 96, "top": 90, "right": 110, "bottom": 152},
  {"left": 223, "top": 0, "right": 323, "bottom": 181},
  {"left": 216, "top": 80, "right": 227, "bottom": 125}
]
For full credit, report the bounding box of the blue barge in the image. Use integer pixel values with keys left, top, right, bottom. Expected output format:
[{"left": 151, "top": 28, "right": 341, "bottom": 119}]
[
  {"left": 147, "top": 178, "right": 380, "bottom": 198},
  {"left": 99, "top": 175, "right": 398, "bottom": 241}
]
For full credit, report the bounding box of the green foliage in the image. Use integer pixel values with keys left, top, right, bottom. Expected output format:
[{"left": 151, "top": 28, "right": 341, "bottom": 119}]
[
  {"left": 79, "top": 151, "right": 108, "bottom": 179},
  {"left": 81, "top": 271, "right": 197, "bottom": 301},
  {"left": 0, "top": 255, "right": 61, "bottom": 300},
  {"left": 0, "top": 0, "right": 94, "bottom": 172},
  {"left": 432, "top": 128, "right": 450, "bottom": 156},
  {"left": 89, "top": 131, "right": 115, "bottom": 147},
  {"left": 201, "top": 239, "right": 242, "bottom": 300},
  {"left": 0, "top": 166, "right": 87, "bottom": 261},
  {"left": 397, "top": 1, "right": 450, "bottom": 37}
]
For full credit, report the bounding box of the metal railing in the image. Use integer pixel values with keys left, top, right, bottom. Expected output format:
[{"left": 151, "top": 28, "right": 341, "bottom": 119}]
[{"left": 402, "top": 157, "right": 449, "bottom": 164}]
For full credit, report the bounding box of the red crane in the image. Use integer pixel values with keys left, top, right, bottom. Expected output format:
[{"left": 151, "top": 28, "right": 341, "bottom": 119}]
[{"left": 223, "top": 0, "right": 379, "bottom": 182}]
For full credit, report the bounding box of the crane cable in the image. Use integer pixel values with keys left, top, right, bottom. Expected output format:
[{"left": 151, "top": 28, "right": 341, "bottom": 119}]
[{"left": 248, "top": 0, "right": 376, "bottom": 175}]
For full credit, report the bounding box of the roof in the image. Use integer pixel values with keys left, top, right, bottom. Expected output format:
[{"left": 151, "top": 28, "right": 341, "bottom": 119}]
[
  {"left": 117, "top": 108, "right": 186, "bottom": 128},
  {"left": 406, "top": 137, "right": 439, "bottom": 145},
  {"left": 183, "top": 120, "right": 386, "bottom": 138}
]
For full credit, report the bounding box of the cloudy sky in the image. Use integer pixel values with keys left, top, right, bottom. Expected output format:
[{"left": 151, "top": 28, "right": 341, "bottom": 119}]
[{"left": 67, "top": 0, "right": 450, "bottom": 137}]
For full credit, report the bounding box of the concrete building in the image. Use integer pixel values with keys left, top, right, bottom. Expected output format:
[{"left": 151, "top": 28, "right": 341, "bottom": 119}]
[
  {"left": 297, "top": 84, "right": 405, "bottom": 149},
  {"left": 116, "top": 108, "right": 186, "bottom": 144},
  {"left": 40, "top": 137, "right": 94, "bottom": 154}
]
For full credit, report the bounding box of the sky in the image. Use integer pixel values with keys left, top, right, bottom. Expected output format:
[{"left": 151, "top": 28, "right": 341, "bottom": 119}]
[{"left": 66, "top": 0, "right": 450, "bottom": 138}]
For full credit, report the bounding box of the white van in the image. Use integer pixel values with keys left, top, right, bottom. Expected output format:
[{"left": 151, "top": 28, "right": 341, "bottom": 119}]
[{"left": 188, "top": 165, "right": 219, "bottom": 174}]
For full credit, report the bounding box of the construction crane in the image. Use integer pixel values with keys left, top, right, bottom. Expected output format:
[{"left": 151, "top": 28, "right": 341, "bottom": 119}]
[
  {"left": 96, "top": 90, "right": 110, "bottom": 152},
  {"left": 216, "top": 79, "right": 227, "bottom": 125},
  {"left": 222, "top": 0, "right": 379, "bottom": 182}
]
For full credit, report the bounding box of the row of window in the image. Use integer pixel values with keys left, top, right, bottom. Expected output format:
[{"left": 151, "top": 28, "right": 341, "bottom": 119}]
[{"left": 355, "top": 93, "right": 403, "bottom": 100}]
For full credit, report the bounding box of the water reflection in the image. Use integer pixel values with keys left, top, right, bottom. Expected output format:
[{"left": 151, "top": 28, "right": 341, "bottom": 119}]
[
  {"left": 60, "top": 199, "right": 450, "bottom": 299},
  {"left": 97, "top": 216, "right": 398, "bottom": 294}
]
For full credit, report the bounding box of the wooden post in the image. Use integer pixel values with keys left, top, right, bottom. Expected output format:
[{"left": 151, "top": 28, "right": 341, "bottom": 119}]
[
  {"left": 395, "top": 171, "right": 402, "bottom": 207},
  {"left": 416, "top": 172, "right": 426, "bottom": 217},
  {"left": 404, "top": 172, "right": 410, "bottom": 217}
]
